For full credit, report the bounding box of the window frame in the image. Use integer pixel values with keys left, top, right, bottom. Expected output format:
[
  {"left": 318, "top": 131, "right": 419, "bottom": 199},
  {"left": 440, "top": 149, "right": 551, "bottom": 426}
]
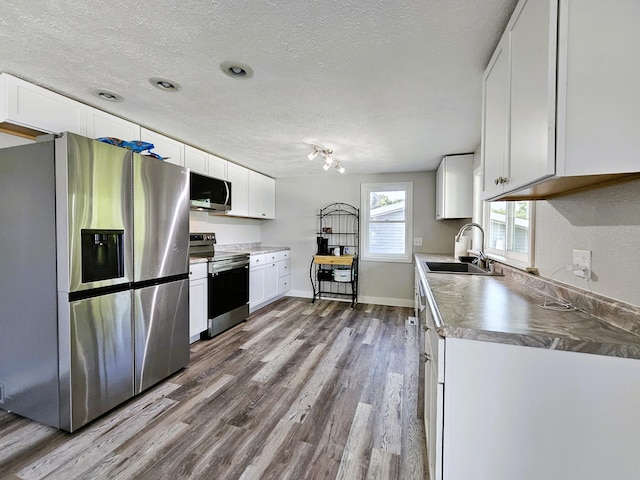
[
  {"left": 360, "top": 182, "right": 413, "bottom": 263},
  {"left": 483, "top": 199, "right": 535, "bottom": 268}
]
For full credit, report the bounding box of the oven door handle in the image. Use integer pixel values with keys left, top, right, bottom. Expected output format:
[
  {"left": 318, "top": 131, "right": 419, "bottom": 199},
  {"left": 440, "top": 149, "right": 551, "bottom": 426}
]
[{"left": 211, "top": 261, "right": 250, "bottom": 274}]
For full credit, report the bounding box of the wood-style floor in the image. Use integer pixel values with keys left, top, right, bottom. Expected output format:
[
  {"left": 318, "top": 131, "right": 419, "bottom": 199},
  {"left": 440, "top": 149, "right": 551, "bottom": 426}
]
[{"left": 0, "top": 297, "right": 427, "bottom": 480}]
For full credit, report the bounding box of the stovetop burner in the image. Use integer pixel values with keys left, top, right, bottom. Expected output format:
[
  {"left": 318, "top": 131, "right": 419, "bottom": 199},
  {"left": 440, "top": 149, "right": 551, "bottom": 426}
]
[{"left": 189, "top": 232, "right": 248, "bottom": 263}]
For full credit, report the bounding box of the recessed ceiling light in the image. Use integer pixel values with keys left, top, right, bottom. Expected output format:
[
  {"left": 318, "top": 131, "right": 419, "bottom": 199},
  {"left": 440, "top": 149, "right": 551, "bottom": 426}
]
[
  {"left": 220, "top": 61, "right": 254, "bottom": 79},
  {"left": 149, "top": 77, "right": 181, "bottom": 92},
  {"left": 91, "top": 88, "right": 124, "bottom": 102}
]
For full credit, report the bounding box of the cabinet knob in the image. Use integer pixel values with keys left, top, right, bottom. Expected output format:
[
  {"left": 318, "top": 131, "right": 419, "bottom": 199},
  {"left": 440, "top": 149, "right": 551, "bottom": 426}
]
[
  {"left": 422, "top": 325, "right": 430, "bottom": 332},
  {"left": 424, "top": 353, "right": 432, "bottom": 363},
  {"left": 494, "top": 177, "right": 500, "bottom": 185}
]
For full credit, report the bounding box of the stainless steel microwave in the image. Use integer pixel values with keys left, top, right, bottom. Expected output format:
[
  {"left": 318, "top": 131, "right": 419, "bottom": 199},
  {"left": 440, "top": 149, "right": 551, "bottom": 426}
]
[{"left": 189, "top": 172, "right": 231, "bottom": 212}]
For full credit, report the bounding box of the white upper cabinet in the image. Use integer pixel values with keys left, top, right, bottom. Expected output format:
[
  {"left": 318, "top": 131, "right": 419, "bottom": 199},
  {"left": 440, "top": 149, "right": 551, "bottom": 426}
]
[
  {"left": 508, "top": 0, "right": 556, "bottom": 189},
  {"left": 248, "top": 170, "right": 275, "bottom": 219},
  {"left": 207, "top": 154, "right": 228, "bottom": 180},
  {"left": 482, "top": 0, "right": 640, "bottom": 201},
  {"left": 0, "top": 73, "right": 86, "bottom": 136},
  {"left": 556, "top": 0, "right": 640, "bottom": 177},
  {"left": 185, "top": 146, "right": 228, "bottom": 180},
  {"left": 482, "top": 0, "right": 557, "bottom": 200},
  {"left": 481, "top": 37, "right": 510, "bottom": 199},
  {"left": 184, "top": 145, "right": 209, "bottom": 175},
  {"left": 85, "top": 106, "right": 140, "bottom": 140},
  {"left": 436, "top": 154, "right": 473, "bottom": 220},
  {"left": 140, "top": 128, "right": 185, "bottom": 166},
  {"left": 226, "top": 162, "right": 249, "bottom": 217}
]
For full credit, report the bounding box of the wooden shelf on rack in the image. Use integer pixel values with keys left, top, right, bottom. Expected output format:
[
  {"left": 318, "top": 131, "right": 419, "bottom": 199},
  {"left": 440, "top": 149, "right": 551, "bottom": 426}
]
[{"left": 313, "top": 255, "right": 355, "bottom": 266}]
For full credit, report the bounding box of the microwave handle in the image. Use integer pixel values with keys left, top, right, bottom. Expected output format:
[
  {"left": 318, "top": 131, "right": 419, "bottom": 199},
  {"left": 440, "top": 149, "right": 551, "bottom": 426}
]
[{"left": 225, "top": 181, "right": 230, "bottom": 205}]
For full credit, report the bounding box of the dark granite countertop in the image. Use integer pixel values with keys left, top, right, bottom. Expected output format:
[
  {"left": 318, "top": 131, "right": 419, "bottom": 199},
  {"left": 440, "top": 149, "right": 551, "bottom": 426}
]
[{"left": 415, "top": 253, "right": 640, "bottom": 359}]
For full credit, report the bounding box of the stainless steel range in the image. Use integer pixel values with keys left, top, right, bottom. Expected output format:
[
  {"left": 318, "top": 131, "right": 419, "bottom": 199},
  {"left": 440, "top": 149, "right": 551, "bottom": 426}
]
[{"left": 190, "top": 233, "right": 250, "bottom": 337}]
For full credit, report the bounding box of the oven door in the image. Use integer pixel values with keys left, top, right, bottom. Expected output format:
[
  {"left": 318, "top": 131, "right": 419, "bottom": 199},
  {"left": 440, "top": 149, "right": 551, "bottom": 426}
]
[{"left": 208, "top": 258, "right": 249, "bottom": 319}]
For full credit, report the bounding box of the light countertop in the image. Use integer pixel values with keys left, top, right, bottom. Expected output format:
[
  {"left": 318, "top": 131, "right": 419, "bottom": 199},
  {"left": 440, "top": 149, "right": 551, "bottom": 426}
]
[{"left": 415, "top": 253, "right": 640, "bottom": 359}]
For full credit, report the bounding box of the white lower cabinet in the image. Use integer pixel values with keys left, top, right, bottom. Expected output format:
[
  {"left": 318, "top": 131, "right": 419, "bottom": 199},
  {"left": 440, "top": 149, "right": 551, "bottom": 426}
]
[
  {"left": 249, "top": 255, "right": 266, "bottom": 308},
  {"left": 249, "top": 250, "right": 290, "bottom": 313},
  {"left": 425, "top": 333, "right": 640, "bottom": 480},
  {"left": 188, "top": 263, "right": 208, "bottom": 343}
]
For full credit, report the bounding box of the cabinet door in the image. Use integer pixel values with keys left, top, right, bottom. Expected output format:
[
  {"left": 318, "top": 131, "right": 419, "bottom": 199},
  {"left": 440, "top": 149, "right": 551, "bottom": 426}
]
[
  {"left": 557, "top": 0, "right": 640, "bottom": 176},
  {"left": 248, "top": 171, "right": 275, "bottom": 219},
  {"left": 249, "top": 265, "right": 265, "bottom": 306},
  {"left": 184, "top": 145, "right": 209, "bottom": 175},
  {"left": 208, "top": 154, "right": 228, "bottom": 180},
  {"left": 189, "top": 276, "right": 207, "bottom": 340},
  {"left": 436, "top": 155, "right": 473, "bottom": 220},
  {"left": 227, "top": 162, "right": 248, "bottom": 216},
  {"left": 140, "top": 128, "right": 185, "bottom": 166},
  {"left": 264, "top": 262, "right": 279, "bottom": 299},
  {"left": 277, "top": 259, "right": 290, "bottom": 278},
  {"left": 443, "top": 338, "right": 640, "bottom": 480},
  {"left": 278, "top": 275, "right": 290, "bottom": 294},
  {"left": 86, "top": 107, "right": 140, "bottom": 140},
  {"left": 2, "top": 74, "right": 86, "bottom": 136},
  {"left": 481, "top": 37, "right": 510, "bottom": 199},
  {"left": 508, "top": 0, "right": 556, "bottom": 190}
]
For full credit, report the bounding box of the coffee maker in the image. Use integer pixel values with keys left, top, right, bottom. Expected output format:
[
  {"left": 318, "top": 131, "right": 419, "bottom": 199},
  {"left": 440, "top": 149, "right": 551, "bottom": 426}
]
[{"left": 316, "top": 236, "right": 329, "bottom": 254}]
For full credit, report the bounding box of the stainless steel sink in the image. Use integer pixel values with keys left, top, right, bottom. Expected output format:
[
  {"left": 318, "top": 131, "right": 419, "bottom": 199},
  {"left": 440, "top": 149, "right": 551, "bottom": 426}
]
[{"left": 424, "top": 261, "right": 498, "bottom": 275}]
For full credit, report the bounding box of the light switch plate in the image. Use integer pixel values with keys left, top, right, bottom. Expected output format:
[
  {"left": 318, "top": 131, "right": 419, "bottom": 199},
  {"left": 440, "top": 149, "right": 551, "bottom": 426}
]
[{"left": 413, "top": 237, "right": 423, "bottom": 246}]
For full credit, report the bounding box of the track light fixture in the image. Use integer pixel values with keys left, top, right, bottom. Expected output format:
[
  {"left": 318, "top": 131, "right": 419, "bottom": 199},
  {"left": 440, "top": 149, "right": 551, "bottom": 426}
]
[{"left": 308, "top": 144, "right": 345, "bottom": 173}]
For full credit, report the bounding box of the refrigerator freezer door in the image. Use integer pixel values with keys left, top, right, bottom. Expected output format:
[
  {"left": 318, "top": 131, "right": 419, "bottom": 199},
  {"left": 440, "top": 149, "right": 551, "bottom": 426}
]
[
  {"left": 57, "top": 133, "right": 133, "bottom": 293},
  {"left": 133, "top": 154, "right": 189, "bottom": 282},
  {"left": 62, "top": 290, "right": 134, "bottom": 432},
  {"left": 134, "top": 279, "right": 189, "bottom": 393}
]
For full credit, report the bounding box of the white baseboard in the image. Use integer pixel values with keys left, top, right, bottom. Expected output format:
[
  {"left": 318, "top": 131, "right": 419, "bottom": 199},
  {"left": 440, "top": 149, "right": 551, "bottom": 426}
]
[{"left": 286, "top": 290, "right": 413, "bottom": 308}]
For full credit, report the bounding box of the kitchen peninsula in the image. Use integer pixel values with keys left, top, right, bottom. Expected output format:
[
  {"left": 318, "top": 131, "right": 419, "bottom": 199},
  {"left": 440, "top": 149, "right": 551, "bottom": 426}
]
[{"left": 415, "top": 253, "right": 640, "bottom": 480}]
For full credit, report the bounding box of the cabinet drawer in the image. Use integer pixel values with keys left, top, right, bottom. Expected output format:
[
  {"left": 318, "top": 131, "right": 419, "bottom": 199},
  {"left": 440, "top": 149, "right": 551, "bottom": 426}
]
[
  {"left": 278, "top": 259, "right": 290, "bottom": 277},
  {"left": 274, "top": 250, "right": 289, "bottom": 262},
  {"left": 278, "top": 275, "right": 290, "bottom": 294},
  {"left": 264, "top": 251, "right": 279, "bottom": 263},
  {"left": 189, "top": 262, "right": 208, "bottom": 280},
  {"left": 250, "top": 253, "right": 266, "bottom": 267}
]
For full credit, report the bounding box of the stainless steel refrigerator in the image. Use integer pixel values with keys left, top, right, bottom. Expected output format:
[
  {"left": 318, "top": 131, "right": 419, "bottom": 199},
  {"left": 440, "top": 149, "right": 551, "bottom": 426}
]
[{"left": 0, "top": 132, "right": 189, "bottom": 432}]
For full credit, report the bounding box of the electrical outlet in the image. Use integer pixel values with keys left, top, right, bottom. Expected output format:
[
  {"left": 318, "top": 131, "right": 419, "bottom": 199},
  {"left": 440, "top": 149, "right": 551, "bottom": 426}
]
[
  {"left": 413, "top": 237, "right": 423, "bottom": 247},
  {"left": 572, "top": 249, "right": 592, "bottom": 279}
]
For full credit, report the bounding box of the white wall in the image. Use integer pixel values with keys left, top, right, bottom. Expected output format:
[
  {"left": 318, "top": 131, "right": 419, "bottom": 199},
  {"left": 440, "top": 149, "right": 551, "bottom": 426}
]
[
  {"left": 535, "top": 179, "right": 640, "bottom": 307},
  {"left": 261, "top": 171, "right": 469, "bottom": 307},
  {"left": 189, "top": 210, "right": 262, "bottom": 245}
]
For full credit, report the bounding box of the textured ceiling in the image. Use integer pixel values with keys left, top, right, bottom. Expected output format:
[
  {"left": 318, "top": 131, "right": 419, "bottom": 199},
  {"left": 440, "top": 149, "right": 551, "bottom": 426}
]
[{"left": 0, "top": 0, "right": 517, "bottom": 177}]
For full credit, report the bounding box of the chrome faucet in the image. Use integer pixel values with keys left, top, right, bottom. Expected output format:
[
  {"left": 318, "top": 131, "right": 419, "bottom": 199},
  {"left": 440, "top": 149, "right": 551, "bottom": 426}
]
[{"left": 455, "top": 223, "right": 488, "bottom": 268}]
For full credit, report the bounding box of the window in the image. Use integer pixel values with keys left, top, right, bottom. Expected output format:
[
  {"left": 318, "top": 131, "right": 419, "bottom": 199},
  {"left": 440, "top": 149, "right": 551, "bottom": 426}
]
[
  {"left": 484, "top": 200, "right": 534, "bottom": 266},
  {"left": 361, "top": 182, "right": 413, "bottom": 263}
]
